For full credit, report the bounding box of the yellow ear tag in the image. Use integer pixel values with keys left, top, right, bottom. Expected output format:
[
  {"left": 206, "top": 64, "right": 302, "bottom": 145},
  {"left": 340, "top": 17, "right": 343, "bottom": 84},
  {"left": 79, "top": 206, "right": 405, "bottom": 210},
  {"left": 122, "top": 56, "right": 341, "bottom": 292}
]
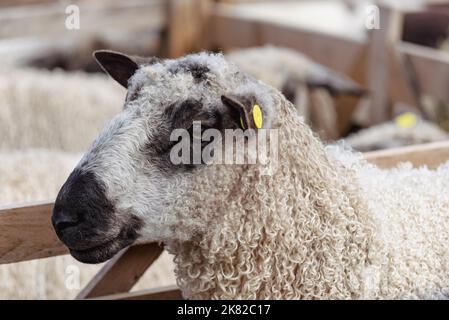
[
  {"left": 239, "top": 116, "right": 245, "bottom": 129},
  {"left": 252, "top": 104, "right": 263, "bottom": 129},
  {"left": 395, "top": 112, "right": 417, "bottom": 129}
]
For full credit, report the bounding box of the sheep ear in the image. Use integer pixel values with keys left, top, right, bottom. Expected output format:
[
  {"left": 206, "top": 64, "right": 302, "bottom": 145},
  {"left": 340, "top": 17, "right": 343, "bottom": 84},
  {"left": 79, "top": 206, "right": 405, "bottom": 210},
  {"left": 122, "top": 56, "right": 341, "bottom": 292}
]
[
  {"left": 221, "top": 94, "right": 264, "bottom": 130},
  {"left": 305, "top": 68, "right": 367, "bottom": 97},
  {"left": 93, "top": 50, "right": 139, "bottom": 88}
]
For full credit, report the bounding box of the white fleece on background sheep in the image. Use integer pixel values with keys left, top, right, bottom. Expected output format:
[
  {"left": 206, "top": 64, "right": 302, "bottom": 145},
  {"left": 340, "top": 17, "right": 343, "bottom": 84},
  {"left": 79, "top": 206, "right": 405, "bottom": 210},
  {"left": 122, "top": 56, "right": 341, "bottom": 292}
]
[
  {"left": 226, "top": 46, "right": 314, "bottom": 89},
  {"left": 0, "top": 69, "right": 124, "bottom": 152},
  {"left": 345, "top": 120, "right": 449, "bottom": 152}
]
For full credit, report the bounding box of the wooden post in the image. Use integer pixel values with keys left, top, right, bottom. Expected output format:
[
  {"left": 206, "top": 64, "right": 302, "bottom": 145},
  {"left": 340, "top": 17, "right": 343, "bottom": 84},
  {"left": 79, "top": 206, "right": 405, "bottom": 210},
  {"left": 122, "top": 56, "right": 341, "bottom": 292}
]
[
  {"left": 396, "top": 41, "right": 449, "bottom": 102},
  {"left": 366, "top": 4, "right": 404, "bottom": 125},
  {"left": 165, "top": 0, "right": 211, "bottom": 58},
  {"left": 76, "top": 243, "right": 164, "bottom": 299},
  {"left": 338, "top": 45, "right": 369, "bottom": 136}
]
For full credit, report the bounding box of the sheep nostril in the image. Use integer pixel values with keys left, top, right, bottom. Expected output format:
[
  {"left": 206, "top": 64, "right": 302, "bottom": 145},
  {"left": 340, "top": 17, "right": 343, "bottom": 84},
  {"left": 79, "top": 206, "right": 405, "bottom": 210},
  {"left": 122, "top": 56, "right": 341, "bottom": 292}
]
[{"left": 52, "top": 210, "right": 80, "bottom": 234}]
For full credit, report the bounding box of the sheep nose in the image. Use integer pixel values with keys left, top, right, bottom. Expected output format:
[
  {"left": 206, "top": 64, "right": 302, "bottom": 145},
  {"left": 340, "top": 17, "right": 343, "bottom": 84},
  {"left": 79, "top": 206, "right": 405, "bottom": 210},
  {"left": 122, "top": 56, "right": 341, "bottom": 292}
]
[{"left": 52, "top": 209, "right": 80, "bottom": 235}]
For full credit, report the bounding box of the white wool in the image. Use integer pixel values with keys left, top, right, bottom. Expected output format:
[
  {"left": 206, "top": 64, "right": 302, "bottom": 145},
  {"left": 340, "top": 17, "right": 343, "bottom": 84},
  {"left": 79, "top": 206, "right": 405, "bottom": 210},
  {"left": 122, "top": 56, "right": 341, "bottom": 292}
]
[
  {"left": 360, "top": 163, "right": 449, "bottom": 298},
  {"left": 327, "top": 143, "right": 449, "bottom": 299},
  {"left": 0, "top": 149, "right": 81, "bottom": 203},
  {"left": 0, "top": 69, "right": 125, "bottom": 152},
  {"left": 345, "top": 119, "right": 449, "bottom": 152},
  {"left": 226, "top": 45, "right": 317, "bottom": 90}
]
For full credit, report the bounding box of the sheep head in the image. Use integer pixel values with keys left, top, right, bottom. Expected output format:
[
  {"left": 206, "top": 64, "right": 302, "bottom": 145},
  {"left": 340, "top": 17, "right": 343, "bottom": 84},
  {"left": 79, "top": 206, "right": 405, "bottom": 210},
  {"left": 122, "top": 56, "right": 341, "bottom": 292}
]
[{"left": 51, "top": 51, "right": 280, "bottom": 263}]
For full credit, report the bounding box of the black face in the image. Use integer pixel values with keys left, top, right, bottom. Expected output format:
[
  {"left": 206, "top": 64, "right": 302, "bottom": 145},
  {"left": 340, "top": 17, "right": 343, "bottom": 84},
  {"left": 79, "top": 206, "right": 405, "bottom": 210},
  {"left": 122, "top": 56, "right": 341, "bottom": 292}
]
[{"left": 52, "top": 169, "right": 143, "bottom": 263}]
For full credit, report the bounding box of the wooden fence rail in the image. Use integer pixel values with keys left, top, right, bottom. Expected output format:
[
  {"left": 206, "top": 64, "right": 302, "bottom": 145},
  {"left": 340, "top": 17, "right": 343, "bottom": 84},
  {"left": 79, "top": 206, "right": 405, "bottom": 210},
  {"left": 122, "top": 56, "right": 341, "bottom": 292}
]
[
  {"left": 0, "top": 201, "right": 66, "bottom": 264},
  {"left": 364, "top": 140, "right": 449, "bottom": 169},
  {"left": 90, "top": 285, "right": 183, "bottom": 300}
]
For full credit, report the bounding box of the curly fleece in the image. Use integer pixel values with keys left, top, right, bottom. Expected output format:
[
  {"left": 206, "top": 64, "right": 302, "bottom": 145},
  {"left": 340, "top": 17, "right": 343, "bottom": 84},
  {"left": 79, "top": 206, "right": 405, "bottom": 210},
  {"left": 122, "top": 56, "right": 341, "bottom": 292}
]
[
  {"left": 164, "top": 92, "right": 373, "bottom": 299},
  {"left": 165, "top": 89, "right": 449, "bottom": 300}
]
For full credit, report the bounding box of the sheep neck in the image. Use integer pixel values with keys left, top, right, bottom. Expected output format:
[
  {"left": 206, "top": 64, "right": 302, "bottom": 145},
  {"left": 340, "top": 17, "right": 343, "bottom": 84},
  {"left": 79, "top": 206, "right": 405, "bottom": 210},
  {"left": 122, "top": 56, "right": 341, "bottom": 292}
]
[{"left": 166, "top": 99, "right": 374, "bottom": 299}]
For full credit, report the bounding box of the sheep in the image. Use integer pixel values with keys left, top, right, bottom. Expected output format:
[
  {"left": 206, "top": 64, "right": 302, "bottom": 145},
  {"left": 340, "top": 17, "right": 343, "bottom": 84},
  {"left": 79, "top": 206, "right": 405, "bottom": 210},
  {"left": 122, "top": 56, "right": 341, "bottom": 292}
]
[
  {"left": 226, "top": 46, "right": 366, "bottom": 140},
  {"left": 0, "top": 68, "right": 124, "bottom": 152},
  {"left": 421, "top": 95, "right": 449, "bottom": 133},
  {"left": 51, "top": 50, "right": 449, "bottom": 299},
  {"left": 0, "top": 69, "right": 176, "bottom": 299},
  {"left": 345, "top": 115, "right": 449, "bottom": 152},
  {"left": 25, "top": 30, "right": 160, "bottom": 73},
  {"left": 3, "top": 47, "right": 348, "bottom": 297}
]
